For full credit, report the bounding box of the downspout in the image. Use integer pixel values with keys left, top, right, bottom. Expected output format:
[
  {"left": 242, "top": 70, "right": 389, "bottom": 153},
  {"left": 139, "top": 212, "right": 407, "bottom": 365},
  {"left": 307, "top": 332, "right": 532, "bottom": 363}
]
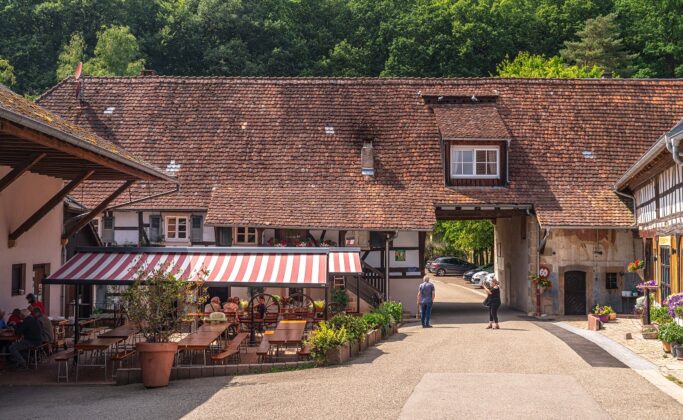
[
  {"left": 385, "top": 231, "right": 398, "bottom": 301},
  {"left": 614, "top": 190, "right": 637, "bottom": 227}
]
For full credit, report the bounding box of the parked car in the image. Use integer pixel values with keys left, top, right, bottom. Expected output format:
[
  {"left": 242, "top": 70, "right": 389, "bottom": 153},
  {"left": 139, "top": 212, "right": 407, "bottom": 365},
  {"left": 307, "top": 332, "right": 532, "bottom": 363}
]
[
  {"left": 464, "top": 265, "right": 490, "bottom": 281},
  {"left": 426, "top": 256, "right": 476, "bottom": 276},
  {"left": 471, "top": 266, "right": 495, "bottom": 286}
]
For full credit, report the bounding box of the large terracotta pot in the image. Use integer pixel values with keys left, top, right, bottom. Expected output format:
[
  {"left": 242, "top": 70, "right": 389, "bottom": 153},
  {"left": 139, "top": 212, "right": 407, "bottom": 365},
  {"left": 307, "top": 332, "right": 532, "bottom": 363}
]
[{"left": 136, "top": 342, "right": 178, "bottom": 388}]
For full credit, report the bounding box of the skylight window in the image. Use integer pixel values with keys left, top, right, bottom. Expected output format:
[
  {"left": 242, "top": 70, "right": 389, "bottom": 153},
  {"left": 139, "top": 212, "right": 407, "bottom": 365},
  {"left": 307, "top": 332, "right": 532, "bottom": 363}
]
[
  {"left": 103, "top": 107, "right": 115, "bottom": 114},
  {"left": 325, "top": 125, "right": 335, "bottom": 135},
  {"left": 582, "top": 151, "right": 595, "bottom": 159}
]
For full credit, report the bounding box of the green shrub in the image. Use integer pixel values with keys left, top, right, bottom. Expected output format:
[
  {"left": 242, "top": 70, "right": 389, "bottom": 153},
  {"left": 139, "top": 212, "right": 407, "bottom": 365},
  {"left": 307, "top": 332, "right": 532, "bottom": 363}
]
[
  {"left": 331, "top": 287, "right": 349, "bottom": 308},
  {"left": 362, "top": 312, "right": 388, "bottom": 331},
  {"left": 651, "top": 305, "right": 673, "bottom": 324},
  {"left": 305, "top": 321, "right": 348, "bottom": 365},
  {"left": 663, "top": 323, "right": 683, "bottom": 345},
  {"left": 378, "top": 301, "right": 403, "bottom": 323},
  {"left": 327, "top": 314, "right": 368, "bottom": 343}
]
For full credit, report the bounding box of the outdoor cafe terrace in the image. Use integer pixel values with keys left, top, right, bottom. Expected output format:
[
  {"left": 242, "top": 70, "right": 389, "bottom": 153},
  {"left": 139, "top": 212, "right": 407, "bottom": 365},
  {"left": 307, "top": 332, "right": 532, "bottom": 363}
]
[{"left": 0, "top": 247, "right": 399, "bottom": 385}]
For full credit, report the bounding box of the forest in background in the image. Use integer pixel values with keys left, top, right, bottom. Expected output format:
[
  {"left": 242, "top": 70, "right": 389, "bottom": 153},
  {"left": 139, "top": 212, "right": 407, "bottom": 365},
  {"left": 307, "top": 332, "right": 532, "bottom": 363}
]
[{"left": 1, "top": 0, "right": 682, "bottom": 96}]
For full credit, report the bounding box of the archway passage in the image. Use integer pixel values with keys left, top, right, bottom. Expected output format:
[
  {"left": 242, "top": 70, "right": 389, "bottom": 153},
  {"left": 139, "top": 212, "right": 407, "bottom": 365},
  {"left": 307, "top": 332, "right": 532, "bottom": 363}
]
[{"left": 433, "top": 205, "right": 534, "bottom": 314}]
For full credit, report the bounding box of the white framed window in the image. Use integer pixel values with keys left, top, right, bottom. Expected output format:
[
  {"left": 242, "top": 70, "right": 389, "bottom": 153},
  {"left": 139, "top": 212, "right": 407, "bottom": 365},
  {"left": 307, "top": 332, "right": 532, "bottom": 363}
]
[
  {"left": 165, "top": 216, "right": 188, "bottom": 240},
  {"left": 450, "top": 146, "right": 500, "bottom": 179},
  {"left": 234, "top": 226, "right": 257, "bottom": 245}
]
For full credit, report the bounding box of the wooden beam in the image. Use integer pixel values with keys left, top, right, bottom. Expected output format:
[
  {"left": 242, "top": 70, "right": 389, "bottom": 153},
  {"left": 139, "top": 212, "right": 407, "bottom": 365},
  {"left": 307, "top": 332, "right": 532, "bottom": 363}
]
[
  {"left": 0, "top": 153, "right": 46, "bottom": 193},
  {"left": 418, "top": 231, "right": 426, "bottom": 275},
  {"left": 319, "top": 229, "right": 327, "bottom": 244},
  {"left": 62, "top": 179, "right": 134, "bottom": 240},
  {"left": 0, "top": 119, "right": 155, "bottom": 181},
  {"left": 9, "top": 170, "right": 94, "bottom": 247}
]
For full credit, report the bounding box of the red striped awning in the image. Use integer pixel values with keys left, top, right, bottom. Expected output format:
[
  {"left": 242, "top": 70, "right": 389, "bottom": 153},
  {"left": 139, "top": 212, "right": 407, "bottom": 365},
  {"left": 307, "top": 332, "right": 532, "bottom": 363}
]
[
  {"left": 47, "top": 249, "right": 329, "bottom": 286},
  {"left": 328, "top": 251, "right": 362, "bottom": 274}
]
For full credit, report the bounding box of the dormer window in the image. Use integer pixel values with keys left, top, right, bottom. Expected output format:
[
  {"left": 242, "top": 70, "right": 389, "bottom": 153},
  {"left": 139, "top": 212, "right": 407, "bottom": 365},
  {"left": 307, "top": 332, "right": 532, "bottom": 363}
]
[{"left": 451, "top": 146, "right": 500, "bottom": 179}]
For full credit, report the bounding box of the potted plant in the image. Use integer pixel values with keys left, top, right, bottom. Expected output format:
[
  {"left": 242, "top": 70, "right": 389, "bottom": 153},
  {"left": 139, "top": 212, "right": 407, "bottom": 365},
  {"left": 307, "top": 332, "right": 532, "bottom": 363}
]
[
  {"left": 592, "top": 305, "right": 611, "bottom": 323},
  {"left": 642, "top": 325, "right": 659, "bottom": 340},
  {"left": 123, "top": 268, "right": 207, "bottom": 388},
  {"left": 667, "top": 324, "right": 683, "bottom": 358},
  {"left": 627, "top": 259, "right": 645, "bottom": 273},
  {"left": 658, "top": 322, "right": 675, "bottom": 353},
  {"left": 305, "top": 322, "right": 349, "bottom": 365}
]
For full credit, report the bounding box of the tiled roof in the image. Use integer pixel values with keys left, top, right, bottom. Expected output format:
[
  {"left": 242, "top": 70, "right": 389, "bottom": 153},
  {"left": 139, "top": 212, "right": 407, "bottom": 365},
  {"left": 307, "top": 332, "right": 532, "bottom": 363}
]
[
  {"left": 0, "top": 84, "right": 172, "bottom": 182},
  {"left": 36, "top": 77, "right": 683, "bottom": 229},
  {"left": 433, "top": 103, "right": 510, "bottom": 139}
]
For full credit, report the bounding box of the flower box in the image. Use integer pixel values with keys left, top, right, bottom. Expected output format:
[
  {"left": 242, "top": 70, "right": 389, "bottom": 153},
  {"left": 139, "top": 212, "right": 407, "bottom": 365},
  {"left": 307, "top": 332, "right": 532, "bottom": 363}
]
[
  {"left": 325, "top": 343, "right": 350, "bottom": 365},
  {"left": 349, "top": 340, "right": 361, "bottom": 357}
]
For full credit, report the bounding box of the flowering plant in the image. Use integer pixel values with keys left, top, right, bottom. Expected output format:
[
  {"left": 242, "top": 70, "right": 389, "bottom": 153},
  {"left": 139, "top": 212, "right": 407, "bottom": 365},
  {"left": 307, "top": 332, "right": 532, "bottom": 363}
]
[
  {"left": 266, "top": 238, "right": 288, "bottom": 247},
  {"left": 593, "top": 305, "right": 614, "bottom": 315},
  {"left": 664, "top": 293, "right": 683, "bottom": 318},
  {"left": 295, "top": 240, "right": 314, "bottom": 247},
  {"left": 321, "top": 239, "right": 338, "bottom": 247},
  {"left": 529, "top": 274, "right": 551, "bottom": 289},
  {"left": 627, "top": 259, "right": 645, "bottom": 272},
  {"left": 636, "top": 280, "right": 657, "bottom": 288}
]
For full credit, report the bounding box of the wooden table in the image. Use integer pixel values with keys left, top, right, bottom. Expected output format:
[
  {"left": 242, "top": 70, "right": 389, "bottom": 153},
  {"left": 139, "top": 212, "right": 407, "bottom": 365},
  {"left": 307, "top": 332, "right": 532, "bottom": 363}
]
[
  {"left": 75, "top": 337, "right": 125, "bottom": 381},
  {"left": 267, "top": 321, "right": 306, "bottom": 361},
  {"left": 98, "top": 324, "right": 139, "bottom": 339},
  {"left": 176, "top": 326, "right": 228, "bottom": 365}
]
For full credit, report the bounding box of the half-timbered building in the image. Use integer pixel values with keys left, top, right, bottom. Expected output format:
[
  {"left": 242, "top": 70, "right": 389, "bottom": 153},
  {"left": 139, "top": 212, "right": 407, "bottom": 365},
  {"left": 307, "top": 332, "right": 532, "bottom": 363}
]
[
  {"left": 0, "top": 85, "right": 173, "bottom": 316},
  {"left": 616, "top": 120, "right": 683, "bottom": 302},
  {"left": 36, "top": 76, "right": 683, "bottom": 315}
]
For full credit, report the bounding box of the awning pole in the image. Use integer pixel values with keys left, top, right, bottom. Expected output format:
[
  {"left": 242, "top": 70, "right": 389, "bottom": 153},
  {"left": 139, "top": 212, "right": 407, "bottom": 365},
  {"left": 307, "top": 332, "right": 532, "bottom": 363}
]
[
  {"left": 249, "top": 296, "right": 256, "bottom": 346},
  {"left": 74, "top": 284, "right": 81, "bottom": 346},
  {"left": 324, "top": 283, "right": 329, "bottom": 321},
  {"left": 357, "top": 275, "right": 360, "bottom": 313}
]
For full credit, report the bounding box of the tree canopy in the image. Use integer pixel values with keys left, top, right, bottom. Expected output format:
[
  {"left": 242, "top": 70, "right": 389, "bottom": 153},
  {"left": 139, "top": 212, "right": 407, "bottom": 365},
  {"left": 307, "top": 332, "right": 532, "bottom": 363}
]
[
  {"left": 497, "top": 52, "right": 604, "bottom": 78},
  {"left": 0, "top": 1, "right": 681, "bottom": 95}
]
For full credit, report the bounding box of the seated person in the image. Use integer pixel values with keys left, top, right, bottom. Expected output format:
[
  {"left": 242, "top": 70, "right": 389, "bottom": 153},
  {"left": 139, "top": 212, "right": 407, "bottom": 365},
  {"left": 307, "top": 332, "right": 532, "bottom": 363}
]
[
  {"left": 204, "top": 296, "right": 222, "bottom": 313},
  {"left": 223, "top": 297, "right": 240, "bottom": 321},
  {"left": 33, "top": 307, "right": 54, "bottom": 345},
  {"left": 256, "top": 296, "right": 267, "bottom": 319},
  {"left": 0, "top": 309, "right": 7, "bottom": 330},
  {"left": 7, "top": 309, "right": 22, "bottom": 327},
  {"left": 26, "top": 293, "right": 45, "bottom": 314},
  {"left": 9, "top": 309, "right": 43, "bottom": 369}
]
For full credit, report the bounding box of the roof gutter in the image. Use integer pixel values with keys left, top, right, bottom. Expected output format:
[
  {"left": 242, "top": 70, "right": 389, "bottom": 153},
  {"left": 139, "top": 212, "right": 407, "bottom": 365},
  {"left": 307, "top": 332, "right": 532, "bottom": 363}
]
[
  {"left": 0, "top": 107, "right": 177, "bottom": 184},
  {"left": 664, "top": 121, "right": 683, "bottom": 166},
  {"left": 614, "top": 136, "right": 667, "bottom": 190}
]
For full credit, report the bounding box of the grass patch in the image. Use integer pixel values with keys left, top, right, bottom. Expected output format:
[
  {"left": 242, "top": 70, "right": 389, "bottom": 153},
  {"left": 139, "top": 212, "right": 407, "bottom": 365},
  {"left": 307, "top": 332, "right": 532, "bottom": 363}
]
[{"left": 665, "top": 374, "right": 683, "bottom": 387}]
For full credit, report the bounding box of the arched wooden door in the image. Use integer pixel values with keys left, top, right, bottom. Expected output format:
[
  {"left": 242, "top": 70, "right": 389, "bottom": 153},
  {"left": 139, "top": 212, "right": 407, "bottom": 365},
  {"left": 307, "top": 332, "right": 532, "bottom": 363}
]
[{"left": 564, "top": 271, "right": 586, "bottom": 315}]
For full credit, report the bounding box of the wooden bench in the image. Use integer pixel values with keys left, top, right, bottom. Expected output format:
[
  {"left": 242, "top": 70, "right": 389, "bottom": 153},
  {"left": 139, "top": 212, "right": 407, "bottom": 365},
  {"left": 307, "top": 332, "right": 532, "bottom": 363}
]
[
  {"left": 55, "top": 349, "right": 75, "bottom": 383},
  {"left": 256, "top": 338, "right": 270, "bottom": 363},
  {"left": 111, "top": 350, "right": 136, "bottom": 373},
  {"left": 297, "top": 345, "right": 311, "bottom": 361},
  {"left": 210, "top": 333, "right": 249, "bottom": 364}
]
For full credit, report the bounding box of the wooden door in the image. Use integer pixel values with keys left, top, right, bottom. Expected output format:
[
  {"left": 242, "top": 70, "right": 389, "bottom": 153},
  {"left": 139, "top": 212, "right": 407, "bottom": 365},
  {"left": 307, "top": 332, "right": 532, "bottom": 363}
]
[
  {"left": 32, "top": 264, "right": 50, "bottom": 314},
  {"left": 564, "top": 271, "right": 586, "bottom": 315}
]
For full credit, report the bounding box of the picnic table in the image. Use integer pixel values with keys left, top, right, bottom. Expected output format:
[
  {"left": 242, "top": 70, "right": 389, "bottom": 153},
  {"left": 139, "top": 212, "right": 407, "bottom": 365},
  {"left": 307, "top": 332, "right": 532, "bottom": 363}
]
[
  {"left": 98, "top": 324, "right": 139, "bottom": 339},
  {"left": 265, "top": 320, "right": 306, "bottom": 361},
  {"left": 75, "top": 337, "right": 125, "bottom": 381},
  {"left": 177, "top": 322, "right": 233, "bottom": 365}
]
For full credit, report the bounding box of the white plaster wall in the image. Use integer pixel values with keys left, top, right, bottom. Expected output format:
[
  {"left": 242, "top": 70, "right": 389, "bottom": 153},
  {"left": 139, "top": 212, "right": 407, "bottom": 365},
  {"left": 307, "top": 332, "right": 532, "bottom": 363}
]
[
  {"left": 0, "top": 166, "right": 64, "bottom": 317},
  {"left": 109, "top": 210, "right": 215, "bottom": 246},
  {"left": 493, "top": 215, "right": 531, "bottom": 312},
  {"left": 389, "top": 277, "right": 421, "bottom": 315}
]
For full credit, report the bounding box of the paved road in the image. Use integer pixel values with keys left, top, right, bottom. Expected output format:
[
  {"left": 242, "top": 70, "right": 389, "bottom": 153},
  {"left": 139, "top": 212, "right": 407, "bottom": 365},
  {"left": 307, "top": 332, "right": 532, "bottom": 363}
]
[{"left": 1, "top": 276, "right": 680, "bottom": 419}]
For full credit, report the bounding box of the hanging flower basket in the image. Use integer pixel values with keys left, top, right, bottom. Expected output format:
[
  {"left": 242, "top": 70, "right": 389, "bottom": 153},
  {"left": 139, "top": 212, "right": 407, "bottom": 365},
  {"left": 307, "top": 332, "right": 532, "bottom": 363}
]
[
  {"left": 636, "top": 280, "right": 657, "bottom": 289},
  {"left": 627, "top": 259, "right": 645, "bottom": 272}
]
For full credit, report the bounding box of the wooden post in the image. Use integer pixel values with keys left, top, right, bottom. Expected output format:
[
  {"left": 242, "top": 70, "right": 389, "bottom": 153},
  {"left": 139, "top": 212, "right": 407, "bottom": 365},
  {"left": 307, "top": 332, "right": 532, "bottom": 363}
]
[
  {"left": 9, "top": 170, "right": 94, "bottom": 247},
  {"left": 0, "top": 153, "right": 46, "bottom": 194},
  {"left": 62, "top": 179, "right": 134, "bottom": 240},
  {"left": 418, "top": 231, "right": 426, "bottom": 275}
]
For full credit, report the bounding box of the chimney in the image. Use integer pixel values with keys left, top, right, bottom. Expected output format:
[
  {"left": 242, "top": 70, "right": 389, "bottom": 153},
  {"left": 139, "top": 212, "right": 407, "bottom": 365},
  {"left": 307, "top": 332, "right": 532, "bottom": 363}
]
[
  {"left": 361, "top": 139, "right": 375, "bottom": 177},
  {"left": 140, "top": 69, "right": 157, "bottom": 76}
]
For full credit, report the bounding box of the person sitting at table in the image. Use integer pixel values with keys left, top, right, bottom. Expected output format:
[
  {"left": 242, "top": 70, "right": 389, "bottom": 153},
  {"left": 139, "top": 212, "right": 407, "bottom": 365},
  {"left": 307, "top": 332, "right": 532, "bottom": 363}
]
[
  {"left": 26, "top": 293, "right": 45, "bottom": 314},
  {"left": 223, "top": 297, "right": 240, "bottom": 321},
  {"left": 7, "top": 309, "right": 22, "bottom": 327},
  {"left": 9, "top": 309, "right": 43, "bottom": 369},
  {"left": 204, "top": 296, "right": 222, "bottom": 313},
  {"left": 0, "top": 309, "right": 7, "bottom": 330},
  {"left": 33, "top": 307, "right": 54, "bottom": 347},
  {"left": 256, "top": 295, "right": 267, "bottom": 319}
]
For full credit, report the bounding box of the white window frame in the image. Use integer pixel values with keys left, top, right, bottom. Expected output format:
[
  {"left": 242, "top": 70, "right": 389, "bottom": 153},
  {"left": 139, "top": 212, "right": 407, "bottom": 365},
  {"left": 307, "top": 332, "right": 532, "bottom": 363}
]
[
  {"left": 234, "top": 226, "right": 258, "bottom": 245},
  {"left": 450, "top": 146, "right": 500, "bottom": 179},
  {"left": 165, "top": 216, "right": 188, "bottom": 241}
]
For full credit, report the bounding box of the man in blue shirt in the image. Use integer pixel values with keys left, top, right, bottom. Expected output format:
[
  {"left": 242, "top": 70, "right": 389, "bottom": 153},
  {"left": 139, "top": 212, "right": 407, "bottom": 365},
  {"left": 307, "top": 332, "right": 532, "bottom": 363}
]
[{"left": 417, "top": 275, "right": 435, "bottom": 328}]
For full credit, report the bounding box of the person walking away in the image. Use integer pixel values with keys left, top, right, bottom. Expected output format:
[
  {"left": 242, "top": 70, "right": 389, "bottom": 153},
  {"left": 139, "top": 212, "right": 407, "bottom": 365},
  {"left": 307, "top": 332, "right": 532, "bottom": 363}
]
[
  {"left": 9, "top": 309, "right": 43, "bottom": 368},
  {"left": 483, "top": 277, "right": 501, "bottom": 329},
  {"left": 417, "top": 275, "right": 435, "bottom": 328}
]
